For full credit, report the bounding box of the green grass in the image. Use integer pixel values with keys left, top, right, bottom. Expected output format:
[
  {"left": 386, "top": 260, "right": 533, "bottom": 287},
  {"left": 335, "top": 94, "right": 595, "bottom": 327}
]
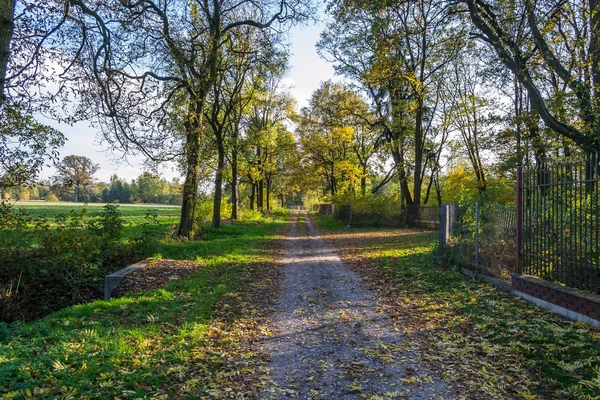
[
  {"left": 0, "top": 215, "right": 288, "bottom": 399},
  {"left": 12, "top": 202, "right": 181, "bottom": 238},
  {"left": 314, "top": 215, "right": 600, "bottom": 399}
]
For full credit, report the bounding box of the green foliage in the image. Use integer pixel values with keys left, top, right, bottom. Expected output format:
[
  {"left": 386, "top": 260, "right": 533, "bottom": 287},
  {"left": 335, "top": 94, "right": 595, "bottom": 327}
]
[
  {"left": 266, "top": 207, "right": 291, "bottom": 218},
  {"left": 441, "top": 167, "right": 515, "bottom": 206},
  {"left": 193, "top": 196, "right": 233, "bottom": 235},
  {"left": 238, "top": 208, "right": 264, "bottom": 221},
  {"left": 441, "top": 203, "right": 516, "bottom": 279},
  {"left": 314, "top": 214, "right": 344, "bottom": 231},
  {"left": 0, "top": 107, "right": 66, "bottom": 187}
]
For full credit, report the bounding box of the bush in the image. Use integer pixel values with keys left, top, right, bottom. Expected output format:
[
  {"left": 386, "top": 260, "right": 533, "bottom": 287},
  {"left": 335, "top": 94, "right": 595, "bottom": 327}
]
[
  {"left": 45, "top": 192, "right": 59, "bottom": 202},
  {"left": 193, "top": 196, "right": 233, "bottom": 236},
  {"left": 239, "top": 209, "right": 264, "bottom": 221}
]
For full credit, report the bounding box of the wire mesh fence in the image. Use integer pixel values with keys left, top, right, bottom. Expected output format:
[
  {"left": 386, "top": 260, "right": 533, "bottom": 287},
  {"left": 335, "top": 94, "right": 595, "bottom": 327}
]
[{"left": 441, "top": 203, "right": 516, "bottom": 281}]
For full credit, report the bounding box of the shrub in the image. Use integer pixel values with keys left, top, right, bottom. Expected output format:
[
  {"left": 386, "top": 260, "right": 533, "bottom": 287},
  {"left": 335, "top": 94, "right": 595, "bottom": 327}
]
[
  {"left": 239, "top": 209, "right": 264, "bottom": 221},
  {"left": 193, "top": 196, "right": 233, "bottom": 236},
  {"left": 45, "top": 192, "right": 59, "bottom": 202},
  {"left": 0, "top": 275, "right": 21, "bottom": 322}
]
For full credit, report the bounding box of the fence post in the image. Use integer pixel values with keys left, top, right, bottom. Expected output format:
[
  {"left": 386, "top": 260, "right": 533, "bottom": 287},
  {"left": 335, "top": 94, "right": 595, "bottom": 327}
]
[
  {"left": 449, "top": 204, "right": 458, "bottom": 234},
  {"left": 475, "top": 201, "right": 480, "bottom": 275},
  {"left": 516, "top": 166, "right": 523, "bottom": 275},
  {"left": 439, "top": 204, "right": 447, "bottom": 256}
]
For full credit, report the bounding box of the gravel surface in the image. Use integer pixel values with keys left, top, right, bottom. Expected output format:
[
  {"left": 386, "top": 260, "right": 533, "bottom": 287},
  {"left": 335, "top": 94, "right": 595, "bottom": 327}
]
[{"left": 260, "top": 212, "right": 453, "bottom": 399}]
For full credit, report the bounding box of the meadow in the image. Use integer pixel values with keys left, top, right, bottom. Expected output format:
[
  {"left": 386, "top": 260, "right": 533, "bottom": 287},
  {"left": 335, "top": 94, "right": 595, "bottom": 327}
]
[{"left": 11, "top": 201, "right": 181, "bottom": 238}]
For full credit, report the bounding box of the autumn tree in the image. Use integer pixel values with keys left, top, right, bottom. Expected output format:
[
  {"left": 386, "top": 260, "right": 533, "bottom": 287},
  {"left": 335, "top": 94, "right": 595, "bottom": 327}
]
[
  {"left": 243, "top": 69, "right": 295, "bottom": 210},
  {"left": 460, "top": 0, "right": 600, "bottom": 153},
  {"left": 53, "top": 155, "right": 99, "bottom": 202},
  {"left": 298, "top": 81, "right": 371, "bottom": 196},
  {"left": 444, "top": 53, "right": 502, "bottom": 193},
  {"left": 319, "top": 0, "right": 466, "bottom": 205}
]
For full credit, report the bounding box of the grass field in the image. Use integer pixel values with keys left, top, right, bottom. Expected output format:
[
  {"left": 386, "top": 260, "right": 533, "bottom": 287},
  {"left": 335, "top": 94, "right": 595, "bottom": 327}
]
[{"left": 10, "top": 201, "right": 181, "bottom": 238}]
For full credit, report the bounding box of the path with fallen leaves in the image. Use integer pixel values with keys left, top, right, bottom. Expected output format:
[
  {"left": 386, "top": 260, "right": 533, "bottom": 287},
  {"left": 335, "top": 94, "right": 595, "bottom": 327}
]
[{"left": 260, "top": 212, "right": 452, "bottom": 399}]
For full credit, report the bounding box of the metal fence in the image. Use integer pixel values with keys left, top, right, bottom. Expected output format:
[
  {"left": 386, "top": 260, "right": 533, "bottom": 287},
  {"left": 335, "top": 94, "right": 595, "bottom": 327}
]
[{"left": 518, "top": 154, "right": 600, "bottom": 294}]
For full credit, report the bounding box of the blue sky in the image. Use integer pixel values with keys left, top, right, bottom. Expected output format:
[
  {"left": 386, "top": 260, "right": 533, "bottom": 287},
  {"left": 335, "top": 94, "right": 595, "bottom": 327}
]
[{"left": 39, "top": 19, "right": 336, "bottom": 183}]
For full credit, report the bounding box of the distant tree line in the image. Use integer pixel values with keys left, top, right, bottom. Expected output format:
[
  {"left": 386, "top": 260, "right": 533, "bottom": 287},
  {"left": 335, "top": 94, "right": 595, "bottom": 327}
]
[{"left": 1, "top": 155, "right": 182, "bottom": 205}]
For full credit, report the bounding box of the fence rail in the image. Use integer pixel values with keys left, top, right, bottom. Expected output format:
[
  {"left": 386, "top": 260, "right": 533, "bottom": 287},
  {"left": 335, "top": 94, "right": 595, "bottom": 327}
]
[{"left": 519, "top": 154, "right": 600, "bottom": 294}]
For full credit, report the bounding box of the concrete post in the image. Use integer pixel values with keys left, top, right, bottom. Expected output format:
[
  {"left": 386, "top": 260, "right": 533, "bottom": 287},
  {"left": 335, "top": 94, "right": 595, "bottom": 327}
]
[{"left": 439, "top": 204, "right": 447, "bottom": 256}]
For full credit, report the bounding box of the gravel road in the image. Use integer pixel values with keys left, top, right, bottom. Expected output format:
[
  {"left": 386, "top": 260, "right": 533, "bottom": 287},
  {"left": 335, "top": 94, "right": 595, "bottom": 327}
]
[{"left": 259, "top": 212, "right": 453, "bottom": 399}]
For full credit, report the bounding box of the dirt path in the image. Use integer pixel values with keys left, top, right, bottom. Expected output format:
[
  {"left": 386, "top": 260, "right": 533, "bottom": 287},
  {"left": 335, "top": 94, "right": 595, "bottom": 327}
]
[{"left": 259, "top": 212, "right": 453, "bottom": 399}]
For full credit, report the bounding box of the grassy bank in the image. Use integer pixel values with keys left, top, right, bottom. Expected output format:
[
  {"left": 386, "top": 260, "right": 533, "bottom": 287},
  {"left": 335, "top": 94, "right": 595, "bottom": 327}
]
[
  {"left": 0, "top": 215, "right": 288, "bottom": 399},
  {"left": 313, "top": 214, "right": 600, "bottom": 399}
]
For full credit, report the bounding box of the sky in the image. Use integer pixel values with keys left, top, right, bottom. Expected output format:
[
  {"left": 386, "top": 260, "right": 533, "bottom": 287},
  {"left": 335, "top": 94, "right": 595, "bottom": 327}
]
[{"left": 37, "top": 18, "right": 336, "bottom": 183}]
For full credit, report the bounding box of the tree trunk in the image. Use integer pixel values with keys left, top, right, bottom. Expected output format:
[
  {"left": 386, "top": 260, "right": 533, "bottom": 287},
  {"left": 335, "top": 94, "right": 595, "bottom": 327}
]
[
  {"left": 212, "top": 139, "right": 225, "bottom": 229},
  {"left": 231, "top": 138, "right": 238, "bottom": 220},
  {"left": 177, "top": 103, "right": 203, "bottom": 238},
  {"left": 331, "top": 162, "right": 336, "bottom": 196},
  {"left": 0, "top": 0, "right": 15, "bottom": 103},
  {"left": 526, "top": 97, "right": 547, "bottom": 167},
  {"left": 257, "top": 179, "right": 264, "bottom": 210},
  {"left": 391, "top": 147, "right": 413, "bottom": 205},
  {"left": 74, "top": 183, "right": 79, "bottom": 203},
  {"left": 360, "top": 171, "right": 367, "bottom": 196},
  {"left": 413, "top": 99, "right": 424, "bottom": 205},
  {"left": 266, "top": 177, "right": 271, "bottom": 210},
  {"left": 250, "top": 182, "right": 255, "bottom": 211},
  {"left": 590, "top": 0, "right": 599, "bottom": 141}
]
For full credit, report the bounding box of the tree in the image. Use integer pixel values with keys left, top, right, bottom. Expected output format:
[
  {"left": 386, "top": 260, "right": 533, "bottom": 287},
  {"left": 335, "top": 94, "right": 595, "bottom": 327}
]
[
  {"left": 444, "top": 53, "right": 501, "bottom": 193},
  {"left": 298, "top": 81, "right": 365, "bottom": 196},
  {"left": 53, "top": 155, "right": 99, "bottom": 202},
  {"left": 460, "top": 0, "right": 600, "bottom": 153},
  {"left": 244, "top": 69, "right": 295, "bottom": 210},
  {"left": 68, "top": 0, "right": 313, "bottom": 237},
  {"left": 319, "top": 0, "right": 466, "bottom": 205},
  {"left": 204, "top": 25, "right": 280, "bottom": 228},
  {"left": 136, "top": 172, "right": 164, "bottom": 203}
]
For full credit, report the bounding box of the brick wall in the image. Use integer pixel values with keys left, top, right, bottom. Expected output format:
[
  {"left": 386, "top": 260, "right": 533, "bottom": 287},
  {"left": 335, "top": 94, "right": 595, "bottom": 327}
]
[{"left": 512, "top": 274, "right": 600, "bottom": 321}]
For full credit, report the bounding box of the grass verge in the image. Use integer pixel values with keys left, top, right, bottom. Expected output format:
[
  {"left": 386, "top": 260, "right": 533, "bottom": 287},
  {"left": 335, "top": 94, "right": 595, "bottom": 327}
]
[
  {"left": 0, "top": 216, "right": 288, "bottom": 399},
  {"left": 312, "top": 214, "right": 600, "bottom": 399}
]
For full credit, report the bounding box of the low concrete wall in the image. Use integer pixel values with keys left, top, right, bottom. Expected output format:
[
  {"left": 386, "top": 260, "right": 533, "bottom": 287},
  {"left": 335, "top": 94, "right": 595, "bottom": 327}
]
[
  {"left": 460, "top": 270, "right": 600, "bottom": 327},
  {"left": 104, "top": 259, "right": 150, "bottom": 300},
  {"left": 512, "top": 274, "right": 600, "bottom": 327}
]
